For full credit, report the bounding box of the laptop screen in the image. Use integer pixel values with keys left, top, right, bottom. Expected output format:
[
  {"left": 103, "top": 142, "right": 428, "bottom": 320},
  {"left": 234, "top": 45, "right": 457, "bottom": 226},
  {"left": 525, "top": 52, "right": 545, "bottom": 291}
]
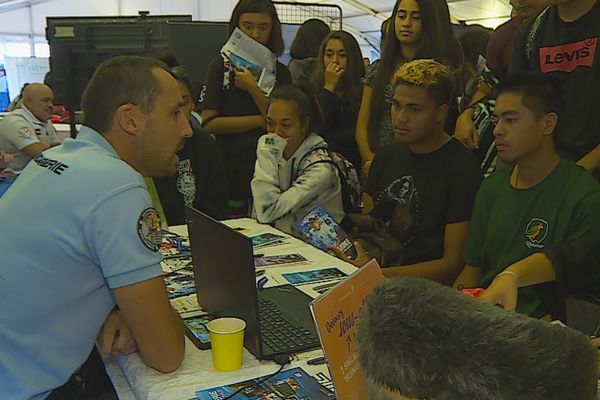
[{"left": 184, "top": 206, "right": 261, "bottom": 349}]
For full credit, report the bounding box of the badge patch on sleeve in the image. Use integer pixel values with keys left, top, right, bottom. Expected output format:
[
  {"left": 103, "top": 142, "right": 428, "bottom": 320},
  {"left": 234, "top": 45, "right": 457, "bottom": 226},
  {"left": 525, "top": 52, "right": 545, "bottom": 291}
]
[
  {"left": 17, "top": 126, "right": 34, "bottom": 138},
  {"left": 137, "top": 207, "right": 162, "bottom": 252}
]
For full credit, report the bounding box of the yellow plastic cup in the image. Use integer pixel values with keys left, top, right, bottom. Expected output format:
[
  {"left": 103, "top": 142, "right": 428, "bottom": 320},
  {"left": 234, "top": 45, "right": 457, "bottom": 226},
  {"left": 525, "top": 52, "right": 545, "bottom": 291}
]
[{"left": 207, "top": 317, "right": 246, "bottom": 371}]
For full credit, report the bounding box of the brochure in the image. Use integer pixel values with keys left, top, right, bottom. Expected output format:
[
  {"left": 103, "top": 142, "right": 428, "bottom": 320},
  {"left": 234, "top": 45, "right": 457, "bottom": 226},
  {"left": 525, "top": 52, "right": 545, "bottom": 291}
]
[
  {"left": 254, "top": 253, "right": 309, "bottom": 269},
  {"left": 221, "top": 27, "right": 277, "bottom": 95},
  {"left": 193, "top": 366, "right": 334, "bottom": 399},
  {"left": 170, "top": 294, "right": 203, "bottom": 314},
  {"left": 163, "top": 268, "right": 196, "bottom": 299},
  {"left": 283, "top": 267, "right": 346, "bottom": 286},
  {"left": 309, "top": 259, "right": 385, "bottom": 400},
  {"left": 183, "top": 313, "right": 212, "bottom": 350},
  {"left": 250, "top": 232, "right": 288, "bottom": 249},
  {"left": 297, "top": 205, "right": 357, "bottom": 258}
]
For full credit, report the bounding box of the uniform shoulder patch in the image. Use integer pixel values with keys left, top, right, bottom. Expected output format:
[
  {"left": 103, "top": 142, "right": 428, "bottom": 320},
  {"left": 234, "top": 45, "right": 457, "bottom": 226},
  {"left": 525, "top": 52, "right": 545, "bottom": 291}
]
[
  {"left": 17, "top": 126, "right": 34, "bottom": 138},
  {"left": 137, "top": 207, "right": 162, "bottom": 252}
]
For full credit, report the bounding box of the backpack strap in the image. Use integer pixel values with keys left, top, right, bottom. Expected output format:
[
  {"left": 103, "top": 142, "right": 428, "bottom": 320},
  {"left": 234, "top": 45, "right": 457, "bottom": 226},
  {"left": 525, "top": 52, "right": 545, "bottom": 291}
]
[
  {"left": 525, "top": 6, "right": 552, "bottom": 66},
  {"left": 292, "top": 147, "right": 336, "bottom": 186},
  {"left": 296, "top": 147, "right": 333, "bottom": 173}
]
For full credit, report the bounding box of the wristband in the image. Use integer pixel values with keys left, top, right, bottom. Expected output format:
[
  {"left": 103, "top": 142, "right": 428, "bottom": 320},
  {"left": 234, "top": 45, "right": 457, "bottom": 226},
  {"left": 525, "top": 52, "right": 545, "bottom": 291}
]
[{"left": 497, "top": 270, "right": 518, "bottom": 281}]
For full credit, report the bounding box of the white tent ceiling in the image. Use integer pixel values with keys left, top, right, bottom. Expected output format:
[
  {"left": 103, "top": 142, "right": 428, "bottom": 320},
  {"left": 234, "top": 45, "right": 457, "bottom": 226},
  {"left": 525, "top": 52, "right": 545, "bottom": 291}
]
[{"left": 0, "top": 0, "right": 512, "bottom": 53}]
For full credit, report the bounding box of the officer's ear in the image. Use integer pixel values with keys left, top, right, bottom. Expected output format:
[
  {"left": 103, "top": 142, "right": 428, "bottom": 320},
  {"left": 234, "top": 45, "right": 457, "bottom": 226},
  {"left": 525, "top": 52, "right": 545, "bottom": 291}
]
[{"left": 115, "top": 103, "right": 145, "bottom": 135}]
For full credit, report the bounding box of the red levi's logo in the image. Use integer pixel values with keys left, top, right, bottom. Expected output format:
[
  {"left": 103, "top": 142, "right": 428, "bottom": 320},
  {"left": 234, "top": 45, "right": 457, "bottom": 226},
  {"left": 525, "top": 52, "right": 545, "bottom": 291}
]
[{"left": 539, "top": 37, "right": 597, "bottom": 73}]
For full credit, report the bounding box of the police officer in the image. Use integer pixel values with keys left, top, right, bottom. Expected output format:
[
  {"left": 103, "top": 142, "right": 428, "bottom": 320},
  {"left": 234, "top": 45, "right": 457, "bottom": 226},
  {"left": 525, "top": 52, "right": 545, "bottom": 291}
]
[
  {"left": 0, "top": 83, "right": 60, "bottom": 170},
  {"left": 0, "top": 56, "right": 191, "bottom": 400}
]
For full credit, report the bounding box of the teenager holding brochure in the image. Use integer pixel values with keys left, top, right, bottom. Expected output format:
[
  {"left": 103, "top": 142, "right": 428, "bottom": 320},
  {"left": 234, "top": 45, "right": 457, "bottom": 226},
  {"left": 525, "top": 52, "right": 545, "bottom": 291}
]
[
  {"left": 202, "top": 0, "right": 291, "bottom": 215},
  {"left": 251, "top": 83, "right": 343, "bottom": 237}
]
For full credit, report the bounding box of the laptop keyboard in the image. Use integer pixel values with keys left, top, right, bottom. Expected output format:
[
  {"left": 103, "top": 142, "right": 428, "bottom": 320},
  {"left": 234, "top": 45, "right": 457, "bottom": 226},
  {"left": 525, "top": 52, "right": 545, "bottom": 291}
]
[{"left": 258, "top": 298, "right": 320, "bottom": 354}]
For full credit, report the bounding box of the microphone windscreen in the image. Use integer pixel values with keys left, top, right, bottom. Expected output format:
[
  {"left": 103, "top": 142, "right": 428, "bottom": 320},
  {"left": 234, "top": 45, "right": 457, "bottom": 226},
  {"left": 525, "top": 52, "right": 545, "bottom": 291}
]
[{"left": 358, "top": 277, "right": 598, "bottom": 400}]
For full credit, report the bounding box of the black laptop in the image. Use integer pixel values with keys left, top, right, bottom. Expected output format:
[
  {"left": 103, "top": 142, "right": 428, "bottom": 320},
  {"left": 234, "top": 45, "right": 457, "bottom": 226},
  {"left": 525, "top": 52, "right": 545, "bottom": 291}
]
[{"left": 184, "top": 206, "right": 320, "bottom": 360}]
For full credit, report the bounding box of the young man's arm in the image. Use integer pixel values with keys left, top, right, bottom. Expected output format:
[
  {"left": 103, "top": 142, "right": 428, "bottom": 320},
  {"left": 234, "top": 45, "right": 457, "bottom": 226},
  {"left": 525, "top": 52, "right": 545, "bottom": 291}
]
[
  {"left": 453, "top": 265, "right": 482, "bottom": 289},
  {"left": 382, "top": 221, "right": 470, "bottom": 285},
  {"left": 480, "top": 191, "right": 600, "bottom": 310},
  {"left": 478, "top": 252, "right": 556, "bottom": 310}
]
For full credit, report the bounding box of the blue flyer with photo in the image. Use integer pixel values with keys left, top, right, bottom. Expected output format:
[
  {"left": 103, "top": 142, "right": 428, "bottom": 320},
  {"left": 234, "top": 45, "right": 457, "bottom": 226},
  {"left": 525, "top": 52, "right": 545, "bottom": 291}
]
[
  {"left": 194, "top": 366, "right": 334, "bottom": 399},
  {"left": 297, "top": 205, "right": 357, "bottom": 258},
  {"left": 283, "top": 268, "right": 346, "bottom": 286}
]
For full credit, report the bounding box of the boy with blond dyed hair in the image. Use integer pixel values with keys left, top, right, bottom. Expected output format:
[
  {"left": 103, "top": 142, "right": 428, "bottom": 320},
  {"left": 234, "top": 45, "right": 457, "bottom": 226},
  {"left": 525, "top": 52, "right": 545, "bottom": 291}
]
[{"left": 339, "top": 59, "right": 482, "bottom": 284}]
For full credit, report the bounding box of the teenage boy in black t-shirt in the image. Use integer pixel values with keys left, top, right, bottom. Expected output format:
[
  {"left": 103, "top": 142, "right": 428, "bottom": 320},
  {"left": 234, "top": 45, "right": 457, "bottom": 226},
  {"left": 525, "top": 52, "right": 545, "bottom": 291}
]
[
  {"left": 337, "top": 59, "right": 483, "bottom": 285},
  {"left": 511, "top": 0, "right": 600, "bottom": 179}
]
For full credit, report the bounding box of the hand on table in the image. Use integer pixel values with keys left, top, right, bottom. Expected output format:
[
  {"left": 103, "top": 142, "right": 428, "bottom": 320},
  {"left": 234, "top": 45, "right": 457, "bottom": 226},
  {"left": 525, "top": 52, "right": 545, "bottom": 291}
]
[{"left": 97, "top": 309, "right": 138, "bottom": 357}]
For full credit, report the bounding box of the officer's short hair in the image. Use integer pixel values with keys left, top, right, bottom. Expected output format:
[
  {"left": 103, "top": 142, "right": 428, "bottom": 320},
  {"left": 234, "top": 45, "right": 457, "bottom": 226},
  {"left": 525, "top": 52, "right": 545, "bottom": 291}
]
[
  {"left": 81, "top": 55, "right": 168, "bottom": 134},
  {"left": 358, "top": 277, "right": 598, "bottom": 400}
]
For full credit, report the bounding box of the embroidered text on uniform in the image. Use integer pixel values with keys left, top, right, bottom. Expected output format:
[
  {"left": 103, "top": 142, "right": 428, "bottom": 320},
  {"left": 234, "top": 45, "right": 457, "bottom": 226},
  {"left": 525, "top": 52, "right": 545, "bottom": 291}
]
[{"left": 34, "top": 155, "right": 70, "bottom": 175}]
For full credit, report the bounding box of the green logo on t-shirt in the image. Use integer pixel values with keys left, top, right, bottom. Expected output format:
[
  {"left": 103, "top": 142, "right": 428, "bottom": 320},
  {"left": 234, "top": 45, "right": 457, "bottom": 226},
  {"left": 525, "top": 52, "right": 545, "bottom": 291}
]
[{"left": 525, "top": 218, "right": 549, "bottom": 249}]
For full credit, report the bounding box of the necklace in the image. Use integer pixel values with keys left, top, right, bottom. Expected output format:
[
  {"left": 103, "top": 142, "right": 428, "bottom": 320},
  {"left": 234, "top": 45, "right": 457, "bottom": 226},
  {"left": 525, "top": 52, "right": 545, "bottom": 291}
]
[{"left": 512, "top": 165, "right": 519, "bottom": 189}]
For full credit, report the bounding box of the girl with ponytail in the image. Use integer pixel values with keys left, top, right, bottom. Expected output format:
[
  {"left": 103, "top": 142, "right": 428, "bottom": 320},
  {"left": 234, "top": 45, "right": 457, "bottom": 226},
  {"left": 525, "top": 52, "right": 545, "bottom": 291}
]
[{"left": 251, "top": 82, "right": 344, "bottom": 236}]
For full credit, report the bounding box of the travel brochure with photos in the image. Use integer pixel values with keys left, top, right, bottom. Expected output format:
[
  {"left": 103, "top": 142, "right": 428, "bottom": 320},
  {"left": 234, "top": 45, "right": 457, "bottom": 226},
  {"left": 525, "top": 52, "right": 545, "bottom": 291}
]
[{"left": 297, "top": 205, "right": 357, "bottom": 258}]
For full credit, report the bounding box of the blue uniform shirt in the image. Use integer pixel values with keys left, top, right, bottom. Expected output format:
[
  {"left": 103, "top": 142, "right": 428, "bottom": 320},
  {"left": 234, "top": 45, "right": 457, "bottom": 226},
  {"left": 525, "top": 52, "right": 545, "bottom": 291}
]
[{"left": 0, "top": 126, "right": 163, "bottom": 400}]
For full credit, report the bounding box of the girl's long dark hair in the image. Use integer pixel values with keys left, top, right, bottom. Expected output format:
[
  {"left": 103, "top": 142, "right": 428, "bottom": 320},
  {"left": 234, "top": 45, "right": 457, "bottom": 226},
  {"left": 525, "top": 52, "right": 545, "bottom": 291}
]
[
  {"left": 228, "top": 0, "right": 284, "bottom": 56},
  {"left": 367, "top": 0, "right": 462, "bottom": 149},
  {"left": 311, "top": 30, "right": 366, "bottom": 116},
  {"left": 290, "top": 18, "right": 331, "bottom": 60}
]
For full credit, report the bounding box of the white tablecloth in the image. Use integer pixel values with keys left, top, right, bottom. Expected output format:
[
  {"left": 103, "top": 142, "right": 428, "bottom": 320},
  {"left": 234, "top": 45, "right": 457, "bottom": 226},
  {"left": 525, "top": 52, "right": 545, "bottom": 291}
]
[{"left": 105, "top": 218, "right": 356, "bottom": 400}]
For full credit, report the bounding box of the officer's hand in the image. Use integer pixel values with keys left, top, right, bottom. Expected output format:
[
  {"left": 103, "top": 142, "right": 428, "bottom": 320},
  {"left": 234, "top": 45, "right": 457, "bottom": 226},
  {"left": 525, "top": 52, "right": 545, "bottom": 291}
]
[
  {"left": 234, "top": 68, "right": 258, "bottom": 93},
  {"left": 97, "top": 309, "right": 138, "bottom": 357},
  {"left": 454, "top": 108, "right": 479, "bottom": 150}
]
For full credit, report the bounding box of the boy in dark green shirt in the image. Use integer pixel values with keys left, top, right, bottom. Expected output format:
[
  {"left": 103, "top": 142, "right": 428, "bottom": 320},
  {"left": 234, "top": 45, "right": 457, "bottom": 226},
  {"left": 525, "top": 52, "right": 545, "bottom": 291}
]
[{"left": 455, "top": 73, "right": 600, "bottom": 318}]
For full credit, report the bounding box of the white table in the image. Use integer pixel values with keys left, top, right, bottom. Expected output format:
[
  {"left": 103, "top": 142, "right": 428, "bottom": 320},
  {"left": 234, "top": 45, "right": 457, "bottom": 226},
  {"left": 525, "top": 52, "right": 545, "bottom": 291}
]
[{"left": 105, "top": 218, "right": 357, "bottom": 400}]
